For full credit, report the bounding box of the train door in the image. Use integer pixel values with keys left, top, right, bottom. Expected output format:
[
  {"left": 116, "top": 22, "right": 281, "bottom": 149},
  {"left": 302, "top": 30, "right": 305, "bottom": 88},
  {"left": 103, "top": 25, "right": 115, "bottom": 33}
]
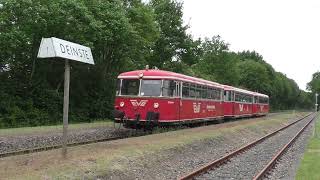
[
  {"left": 176, "top": 81, "right": 181, "bottom": 121},
  {"left": 180, "top": 82, "right": 189, "bottom": 121},
  {"left": 231, "top": 91, "right": 235, "bottom": 115},
  {"left": 223, "top": 90, "right": 234, "bottom": 117},
  {"left": 253, "top": 96, "right": 258, "bottom": 115}
]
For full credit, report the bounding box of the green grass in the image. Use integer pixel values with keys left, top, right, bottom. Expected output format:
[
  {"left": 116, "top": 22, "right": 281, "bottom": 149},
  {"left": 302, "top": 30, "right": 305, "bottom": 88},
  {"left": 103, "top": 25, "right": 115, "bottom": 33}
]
[
  {"left": 296, "top": 114, "right": 320, "bottom": 180},
  {"left": 0, "top": 119, "right": 113, "bottom": 137}
]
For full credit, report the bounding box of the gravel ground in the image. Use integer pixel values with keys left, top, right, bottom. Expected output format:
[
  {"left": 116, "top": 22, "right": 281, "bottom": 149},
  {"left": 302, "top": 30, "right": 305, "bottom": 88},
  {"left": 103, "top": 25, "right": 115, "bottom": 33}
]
[
  {"left": 196, "top": 114, "right": 315, "bottom": 180},
  {"left": 267, "top": 118, "right": 315, "bottom": 180},
  {"left": 98, "top": 115, "right": 304, "bottom": 180},
  {"left": 0, "top": 126, "right": 137, "bottom": 154}
]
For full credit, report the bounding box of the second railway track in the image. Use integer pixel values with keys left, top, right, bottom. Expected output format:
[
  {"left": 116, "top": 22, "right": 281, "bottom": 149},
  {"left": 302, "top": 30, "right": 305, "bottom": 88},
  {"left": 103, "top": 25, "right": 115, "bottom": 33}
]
[
  {"left": 0, "top": 129, "right": 150, "bottom": 159},
  {"left": 179, "top": 112, "right": 316, "bottom": 180}
]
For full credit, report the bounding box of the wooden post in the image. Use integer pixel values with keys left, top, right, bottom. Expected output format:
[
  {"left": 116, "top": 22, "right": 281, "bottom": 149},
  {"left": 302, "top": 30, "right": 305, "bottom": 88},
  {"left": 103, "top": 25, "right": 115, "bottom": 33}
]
[{"left": 62, "top": 59, "right": 70, "bottom": 158}]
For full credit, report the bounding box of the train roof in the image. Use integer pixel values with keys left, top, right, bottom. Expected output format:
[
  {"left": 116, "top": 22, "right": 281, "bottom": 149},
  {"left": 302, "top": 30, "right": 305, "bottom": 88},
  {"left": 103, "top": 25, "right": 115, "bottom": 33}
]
[
  {"left": 118, "top": 69, "right": 223, "bottom": 88},
  {"left": 119, "top": 69, "right": 269, "bottom": 98},
  {"left": 223, "top": 85, "right": 255, "bottom": 95},
  {"left": 253, "top": 92, "right": 269, "bottom": 98},
  {"left": 223, "top": 85, "right": 268, "bottom": 98}
]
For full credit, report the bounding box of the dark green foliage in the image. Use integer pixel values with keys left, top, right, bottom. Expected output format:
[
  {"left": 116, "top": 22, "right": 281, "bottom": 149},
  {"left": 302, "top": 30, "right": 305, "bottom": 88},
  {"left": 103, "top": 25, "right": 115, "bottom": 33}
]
[
  {"left": 0, "top": 0, "right": 314, "bottom": 128},
  {"left": 307, "top": 71, "right": 320, "bottom": 109}
]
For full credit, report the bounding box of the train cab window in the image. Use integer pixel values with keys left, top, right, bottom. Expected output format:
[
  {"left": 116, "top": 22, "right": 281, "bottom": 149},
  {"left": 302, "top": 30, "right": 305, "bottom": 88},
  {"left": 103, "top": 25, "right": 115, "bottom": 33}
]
[
  {"left": 162, "top": 80, "right": 176, "bottom": 97},
  {"left": 140, "top": 80, "right": 162, "bottom": 96},
  {"left": 116, "top": 79, "right": 121, "bottom": 95},
  {"left": 121, "top": 79, "right": 140, "bottom": 96},
  {"left": 182, "top": 82, "right": 190, "bottom": 98}
]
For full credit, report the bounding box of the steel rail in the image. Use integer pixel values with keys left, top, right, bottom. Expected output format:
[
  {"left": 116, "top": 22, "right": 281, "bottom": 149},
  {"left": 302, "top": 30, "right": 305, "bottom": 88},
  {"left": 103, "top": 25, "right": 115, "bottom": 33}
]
[
  {"left": 253, "top": 113, "right": 317, "bottom": 180},
  {"left": 178, "top": 112, "right": 314, "bottom": 180},
  {"left": 0, "top": 132, "right": 145, "bottom": 159}
]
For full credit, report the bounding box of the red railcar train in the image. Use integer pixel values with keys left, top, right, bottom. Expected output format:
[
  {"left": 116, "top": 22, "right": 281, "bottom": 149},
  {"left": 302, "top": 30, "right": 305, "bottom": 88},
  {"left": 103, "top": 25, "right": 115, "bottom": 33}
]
[{"left": 113, "top": 68, "right": 269, "bottom": 128}]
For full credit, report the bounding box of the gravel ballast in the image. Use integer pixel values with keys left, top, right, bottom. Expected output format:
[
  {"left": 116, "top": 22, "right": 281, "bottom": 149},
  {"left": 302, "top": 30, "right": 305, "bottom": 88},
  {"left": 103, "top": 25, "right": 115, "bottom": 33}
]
[
  {"left": 99, "top": 114, "right": 310, "bottom": 180},
  {"left": 267, "top": 117, "right": 315, "bottom": 179},
  {"left": 196, "top": 114, "right": 315, "bottom": 180},
  {"left": 0, "top": 126, "right": 136, "bottom": 154}
]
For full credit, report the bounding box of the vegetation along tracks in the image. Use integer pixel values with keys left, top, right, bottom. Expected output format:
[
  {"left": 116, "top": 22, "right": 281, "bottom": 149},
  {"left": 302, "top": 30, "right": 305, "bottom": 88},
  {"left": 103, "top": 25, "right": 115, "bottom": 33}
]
[{"left": 179, "top": 112, "right": 316, "bottom": 180}]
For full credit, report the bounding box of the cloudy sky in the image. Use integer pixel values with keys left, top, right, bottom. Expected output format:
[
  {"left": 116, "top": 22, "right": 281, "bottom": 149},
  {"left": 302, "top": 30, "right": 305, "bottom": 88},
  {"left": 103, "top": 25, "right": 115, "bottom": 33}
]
[{"left": 182, "top": 0, "right": 320, "bottom": 90}]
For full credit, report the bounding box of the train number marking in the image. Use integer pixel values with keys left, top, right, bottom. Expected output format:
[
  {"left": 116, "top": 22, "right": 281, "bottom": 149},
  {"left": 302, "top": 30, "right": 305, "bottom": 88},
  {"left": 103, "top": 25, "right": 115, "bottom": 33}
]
[
  {"left": 130, "top": 100, "right": 148, "bottom": 107},
  {"left": 193, "top": 102, "right": 201, "bottom": 113},
  {"left": 206, "top": 105, "right": 216, "bottom": 111}
]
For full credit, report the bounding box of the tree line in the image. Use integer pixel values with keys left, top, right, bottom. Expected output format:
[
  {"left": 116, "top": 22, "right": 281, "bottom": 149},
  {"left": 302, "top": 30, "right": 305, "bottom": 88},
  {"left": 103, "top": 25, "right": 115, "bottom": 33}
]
[{"left": 0, "top": 0, "right": 315, "bottom": 128}]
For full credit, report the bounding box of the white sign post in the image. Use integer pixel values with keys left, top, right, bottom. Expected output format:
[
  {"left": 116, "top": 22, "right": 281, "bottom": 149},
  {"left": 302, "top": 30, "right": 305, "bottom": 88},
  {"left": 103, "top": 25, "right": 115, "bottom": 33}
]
[{"left": 38, "top": 37, "right": 94, "bottom": 158}]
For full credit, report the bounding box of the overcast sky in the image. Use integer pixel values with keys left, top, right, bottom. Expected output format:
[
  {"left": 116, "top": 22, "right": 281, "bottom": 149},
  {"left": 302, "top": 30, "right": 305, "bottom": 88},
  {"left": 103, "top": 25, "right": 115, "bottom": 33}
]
[{"left": 182, "top": 0, "right": 320, "bottom": 90}]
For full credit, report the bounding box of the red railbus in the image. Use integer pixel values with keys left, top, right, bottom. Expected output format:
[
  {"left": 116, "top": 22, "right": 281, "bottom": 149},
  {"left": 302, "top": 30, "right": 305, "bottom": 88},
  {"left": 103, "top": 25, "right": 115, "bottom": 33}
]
[
  {"left": 223, "top": 85, "right": 256, "bottom": 118},
  {"left": 113, "top": 69, "right": 269, "bottom": 128},
  {"left": 252, "top": 92, "right": 269, "bottom": 116}
]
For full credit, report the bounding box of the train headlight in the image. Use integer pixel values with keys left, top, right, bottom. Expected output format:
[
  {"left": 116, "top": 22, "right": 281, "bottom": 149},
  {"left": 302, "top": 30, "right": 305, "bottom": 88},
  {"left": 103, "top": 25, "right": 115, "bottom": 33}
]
[
  {"left": 120, "top": 102, "right": 125, "bottom": 107},
  {"left": 154, "top": 103, "right": 159, "bottom": 109}
]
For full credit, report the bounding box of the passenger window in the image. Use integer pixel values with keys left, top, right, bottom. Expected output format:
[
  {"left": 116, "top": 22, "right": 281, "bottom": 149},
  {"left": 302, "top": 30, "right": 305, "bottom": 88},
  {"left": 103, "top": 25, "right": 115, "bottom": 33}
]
[
  {"left": 224, "top": 91, "right": 230, "bottom": 101},
  {"left": 202, "top": 86, "right": 207, "bottom": 99},
  {"left": 162, "top": 80, "right": 176, "bottom": 97},
  {"left": 182, "top": 82, "right": 190, "bottom": 98},
  {"left": 196, "top": 85, "right": 202, "bottom": 98},
  {"left": 189, "top": 84, "right": 196, "bottom": 98}
]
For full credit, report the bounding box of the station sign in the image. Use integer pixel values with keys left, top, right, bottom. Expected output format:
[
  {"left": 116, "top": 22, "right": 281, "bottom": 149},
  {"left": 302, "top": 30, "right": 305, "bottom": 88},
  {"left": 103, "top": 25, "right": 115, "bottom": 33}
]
[
  {"left": 37, "top": 37, "right": 94, "bottom": 65},
  {"left": 37, "top": 37, "right": 95, "bottom": 158}
]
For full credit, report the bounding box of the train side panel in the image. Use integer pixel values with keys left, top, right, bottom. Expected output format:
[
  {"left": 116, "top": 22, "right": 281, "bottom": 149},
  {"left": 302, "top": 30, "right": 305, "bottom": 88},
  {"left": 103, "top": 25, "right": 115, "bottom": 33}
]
[
  {"left": 233, "top": 102, "right": 253, "bottom": 117},
  {"left": 180, "top": 99, "right": 224, "bottom": 121},
  {"left": 223, "top": 102, "right": 234, "bottom": 117},
  {"left": 253, "top": 103, "right": 269, "bottom": 116}
]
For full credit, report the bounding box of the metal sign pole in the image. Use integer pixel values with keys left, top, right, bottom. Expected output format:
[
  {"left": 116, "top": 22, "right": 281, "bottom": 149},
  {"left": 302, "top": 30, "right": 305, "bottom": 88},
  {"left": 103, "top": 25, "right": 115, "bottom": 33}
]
[
  {"left": 315, "top": 93, "right": 318, "bottom": 112},
  {"left": 62, "top": 59, "right": 70, "bottom": 158}
]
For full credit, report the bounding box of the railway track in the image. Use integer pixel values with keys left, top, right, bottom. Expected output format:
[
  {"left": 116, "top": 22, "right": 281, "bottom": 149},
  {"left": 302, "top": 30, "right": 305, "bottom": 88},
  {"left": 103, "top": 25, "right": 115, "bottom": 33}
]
[
  {"left": 0, "top": 112, "right": 308, "bottom": 159},
  {"left": 179, "top": 112, "right": 316, "bottom": 180},
  {"left": 0, "top": 130, "right": 148, "bottom": 159}
]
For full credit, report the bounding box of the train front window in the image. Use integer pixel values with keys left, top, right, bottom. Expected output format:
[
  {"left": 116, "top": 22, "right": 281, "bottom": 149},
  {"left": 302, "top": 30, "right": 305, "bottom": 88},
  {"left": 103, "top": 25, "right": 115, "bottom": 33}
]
[
  {"left": 121, "top": 79, "right": 140, "bottom": 96},
  {"left": 140, "top": 80, "right": 162, "bottom": 96},
  {"left": 116, "top": 79, "right": 121, "bottom": 95}
]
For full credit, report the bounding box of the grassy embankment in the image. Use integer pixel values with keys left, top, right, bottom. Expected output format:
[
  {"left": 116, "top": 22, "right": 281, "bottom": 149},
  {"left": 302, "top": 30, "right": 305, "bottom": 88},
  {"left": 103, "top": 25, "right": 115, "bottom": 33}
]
[
  {"left": 296, "top": 113, "right": 320, "bottom": 180},
  {"left": 0, "top": 120, "right": 113, "bottom": 137},
  {"left": 0, "top": 112, "right": 308, "bottom": 180}
]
